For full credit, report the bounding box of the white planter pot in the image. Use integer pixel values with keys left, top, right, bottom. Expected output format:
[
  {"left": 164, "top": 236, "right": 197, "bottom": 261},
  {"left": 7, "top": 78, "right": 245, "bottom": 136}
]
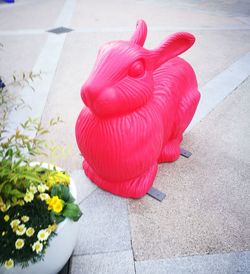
[{"left": 0, "top": 163, "right": 79, "bottom": 274}]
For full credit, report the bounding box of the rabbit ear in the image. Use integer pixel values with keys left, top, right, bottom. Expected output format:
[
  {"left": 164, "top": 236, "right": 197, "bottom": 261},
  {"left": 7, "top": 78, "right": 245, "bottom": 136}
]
[
  {"left": 150, "top": 32, "right": 195, "bottom": 69},
  {"left": 130, "top": 19, "right": 147, "bottom": 46}
]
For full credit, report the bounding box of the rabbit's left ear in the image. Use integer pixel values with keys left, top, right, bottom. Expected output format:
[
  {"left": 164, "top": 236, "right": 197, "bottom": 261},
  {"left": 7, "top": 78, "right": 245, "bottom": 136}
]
[
  {"left": 130, "top": 19, "right": 147, "bottom": 47},
  {"left": 149, "top": 32, "right": 195, "bottom": 69}
]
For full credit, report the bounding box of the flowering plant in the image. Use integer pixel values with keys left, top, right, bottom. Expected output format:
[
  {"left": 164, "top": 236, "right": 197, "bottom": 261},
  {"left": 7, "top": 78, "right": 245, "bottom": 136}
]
[
  {"left": 0, "top": 75, "right": 82, "bottom": 270},
  {"left": 0, "top": 165, "right": 82, "bottom": 270}
]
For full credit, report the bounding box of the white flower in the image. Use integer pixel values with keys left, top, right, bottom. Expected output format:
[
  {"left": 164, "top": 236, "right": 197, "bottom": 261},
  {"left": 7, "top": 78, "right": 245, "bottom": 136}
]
[
  {"left": 4, "top": 215, "right": 10, "bottom": 222},
  {"left": 37, "top": 184, "right": 49, "bottom": 193},
  {"left": 29, "top": 184, "right": 37, "bottom": 194},
  {"left": 15, "top": 239, "right": 25, "bottom": 249},
  {"left": 39, "top": 193, "right": 50, "bottom": 201},
  {"left": 37, "top": 229, "right": 49, "bottom": 241},
  {"left": 16, "top": 224, "right": 26, "bottom": 236},
  {"left": 24, "top": 191, "right": 34, "bottom": 203},
  {"left": 4, "top": 259, "right": 14, "bottom": 269},
  {"left": 21, "top": 215, "right": 29, "bottom": 223},
  {"left": 32, "top": 241, "right": 43, "bottom": 254},
  {"left": 16, "top": 199, "right": 25, "bottom": 206},
  {"left": 26, "top": 227, "right": 35, "bottom": 237},
  {"left": 10, "top": 219, "right": 20, "bottom": 231}
]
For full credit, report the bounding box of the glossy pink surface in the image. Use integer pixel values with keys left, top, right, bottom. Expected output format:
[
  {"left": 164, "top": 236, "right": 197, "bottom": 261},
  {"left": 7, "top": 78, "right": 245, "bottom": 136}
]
[{"left": 75, "top": 19, "right": 200, "bottom": 198}]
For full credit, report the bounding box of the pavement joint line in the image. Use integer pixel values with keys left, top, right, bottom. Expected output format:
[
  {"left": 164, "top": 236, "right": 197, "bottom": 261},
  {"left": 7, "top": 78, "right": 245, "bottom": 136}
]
[
  {"left": 126, "top": 201, "right": 137, "bottom": 270},
  {"left": 78, "top": 187, "right": 98, "bottom": 206},
  {"left": 72, "top": 248, "right": 133, "bottom": 258},
  {"left": 135, "top": 250, "right": 250, "bottom": 273},
  {"left": 1, "top": 26, "right": 250, "bottom": 36},
  {"left": 6, "top": 0, "right": 76, "bottom": 136},
  {"left": 186, "top": 51, "right": 250, "bottom": 133},
  {"left": 74, "top": 26, "right": 250, "bottom": 33},
  {"left": 0, "top": 30, "right": 45, "bottom": 35},
  {"left": 135, "top": 250, "right": 250, "bottom": 262}
]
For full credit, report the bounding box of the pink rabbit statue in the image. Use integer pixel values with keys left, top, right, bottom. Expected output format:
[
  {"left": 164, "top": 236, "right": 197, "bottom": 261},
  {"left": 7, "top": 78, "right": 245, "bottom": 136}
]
[{"left": 75, "top": 19, "right": 200, "bottom": 198}]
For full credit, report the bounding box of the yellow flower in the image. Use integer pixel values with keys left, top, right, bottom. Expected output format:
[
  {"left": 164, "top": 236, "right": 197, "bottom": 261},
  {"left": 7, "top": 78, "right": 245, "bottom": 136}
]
[
  {"left": 47, "top": 195, "right": 58, "bottom": 207},
  {"left": 10, "top": 219, "right": 20, "bottom": 231},
  {"left": 39, "top": 193, "right": 50, "bottom": 201},
  {"left": 0, "top": 197, "right": 10, "bottom": 212},
  {"left": 21, "top": 216, "right": 29, "bottom": 223},
  {"left": 16, "top": 200, "right": 25, "bottom": 206},
  {"left": 46, "top": 223, "right": 57, "bottom": 234},
  {"left": 37, "top": 184, "right": 49, "bottom": 193},
  {"left": 26, "top": 227, "right": 35, "bottom": 237},
  {"left": 24, "top": 191, "right": 34, "bottom": 203},
  {"left": 15, "top": 238, "right": 25, "bottom": 249},
  {"left": 47, "top": 172, "right": 70, "bottom": 188},
  {"left": 37, "top": 229, "right": 49, "bottom": 241},
  {"left": 2, "top": 231, "right": 6, "bottom": 236},
  {"left": 29, "top": 184, "right": 37, "bottom": 194},
  {"left": 16, "top": 224, "right": 26, "bottom": 236},
  {"left": 0, "top": 196, "right": 7, "bottom": 212},
  {"left": 32, "top": 241, "right": 43, "bottom": 254},
  {"left": 4, "top": 215, "right": 10, "bottom": 222},
  {"left": 4, "top": 259, "right": 14, "bottom": 269},
  {"left": 54, "top": 200, "right": 64, "bottom": 213},
  {"left": 47, "top": 196, "right": 64, "bottom": 213},
  {"left": 47, "top": 196, "right": 59, "bottom": 209}
]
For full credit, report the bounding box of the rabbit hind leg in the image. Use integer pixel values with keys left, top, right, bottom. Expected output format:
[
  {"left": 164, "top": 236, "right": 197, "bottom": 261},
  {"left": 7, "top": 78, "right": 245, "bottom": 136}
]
[
  {"left": 83, "top": 160, "right": 158, "bottom": 198},
  {"left": 158, "top": 136, "right": 182, "bottom": 163}
]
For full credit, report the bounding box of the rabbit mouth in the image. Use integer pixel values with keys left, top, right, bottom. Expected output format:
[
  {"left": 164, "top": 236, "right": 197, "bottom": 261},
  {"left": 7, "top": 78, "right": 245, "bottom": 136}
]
[{"left": 90, "top": 98, "right": 121, "bottom": 117}]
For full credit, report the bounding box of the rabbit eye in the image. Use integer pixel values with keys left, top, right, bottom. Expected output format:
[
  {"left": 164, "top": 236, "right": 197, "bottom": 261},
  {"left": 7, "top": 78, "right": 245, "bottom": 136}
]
[{"left": 128, "top": 60, "right": 145, "bottom": 78}]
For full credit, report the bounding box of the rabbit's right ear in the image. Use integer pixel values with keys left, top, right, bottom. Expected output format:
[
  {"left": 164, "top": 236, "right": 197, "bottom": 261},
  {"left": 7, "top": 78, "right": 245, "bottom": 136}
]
[{"left": 149, "top": 32, "right": 195, "bottom": 69}]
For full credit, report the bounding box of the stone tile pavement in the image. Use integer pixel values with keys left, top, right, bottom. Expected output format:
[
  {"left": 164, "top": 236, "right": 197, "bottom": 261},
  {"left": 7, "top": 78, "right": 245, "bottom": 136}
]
[{"left": 0, "top": 0, "right": 250, "bottom": 273}]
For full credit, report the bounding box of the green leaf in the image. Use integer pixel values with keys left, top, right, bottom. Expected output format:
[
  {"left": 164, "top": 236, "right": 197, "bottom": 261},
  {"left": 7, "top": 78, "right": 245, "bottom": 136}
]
[
  {"left": 9, "top": 189, "right": 25, "bottom": 198},
  {"left": 51, "top": 184, "right": 61, "bottom": 197},
  {"left": 67, "top": 192, "right": 75, "bottom": 203},
  {"left": 4, "top": 148, "right": 13, "bottom": 158},
  {"left": 13, "top": 159, "right": 23, "bottom": 168},
  {"left": 62, "top": 203, "right": 82, "bottom": 221},
  {"left": 2, "top": 183, "right": 12, "bottom": 194},
  {"left": 50, "top": 211, "right": 65, "bottom": 224},
  {"left": 60, "top": 186, "right": 70, "bottom": 201},
  {"left": 51, "top": 184, "right": 70, "bottom": 201}
]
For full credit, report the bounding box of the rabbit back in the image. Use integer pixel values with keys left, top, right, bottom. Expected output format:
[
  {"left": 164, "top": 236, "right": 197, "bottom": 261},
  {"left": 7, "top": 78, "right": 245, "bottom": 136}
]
[{"left": 152, "top": 56, "right": 200, "bottom": 143}]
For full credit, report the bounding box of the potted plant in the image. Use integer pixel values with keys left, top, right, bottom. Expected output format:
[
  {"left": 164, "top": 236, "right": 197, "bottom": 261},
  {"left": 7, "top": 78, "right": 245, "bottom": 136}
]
[{"left": 0, "top": 75, "right": 82, "bottom": 273}]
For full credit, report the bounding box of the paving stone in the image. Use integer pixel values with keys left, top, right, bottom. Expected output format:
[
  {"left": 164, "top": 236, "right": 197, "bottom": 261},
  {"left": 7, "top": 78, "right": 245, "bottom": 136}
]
[
  {"left": 0, "top": 34, "right": 47, "bottom": 78},
  {"left": 187, "top": 52, "right": 250, "bottom": 133},
  {"left": 135, "top": 251, "right": 250, "bottom": 274},
  {"left": 71, "top": 0, "right": 246, "bottom": 30},
  {"left": 70, "top": 250, "right": 135, "bottom": 274},
  {"left": 0, "top": 0, "right": 63, "bottom": 30},
  {"left": 73, "top": 188, "right": 131, "bottom": 255},
  {"left": 70, "top": 169, "right": 97, "bottom": 204}
]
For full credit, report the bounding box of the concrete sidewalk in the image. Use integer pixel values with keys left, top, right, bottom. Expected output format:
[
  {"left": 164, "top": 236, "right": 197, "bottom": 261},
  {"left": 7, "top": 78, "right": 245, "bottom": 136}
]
[{"left": 0, "top": 0, "right": 250, "bottom": 273}]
